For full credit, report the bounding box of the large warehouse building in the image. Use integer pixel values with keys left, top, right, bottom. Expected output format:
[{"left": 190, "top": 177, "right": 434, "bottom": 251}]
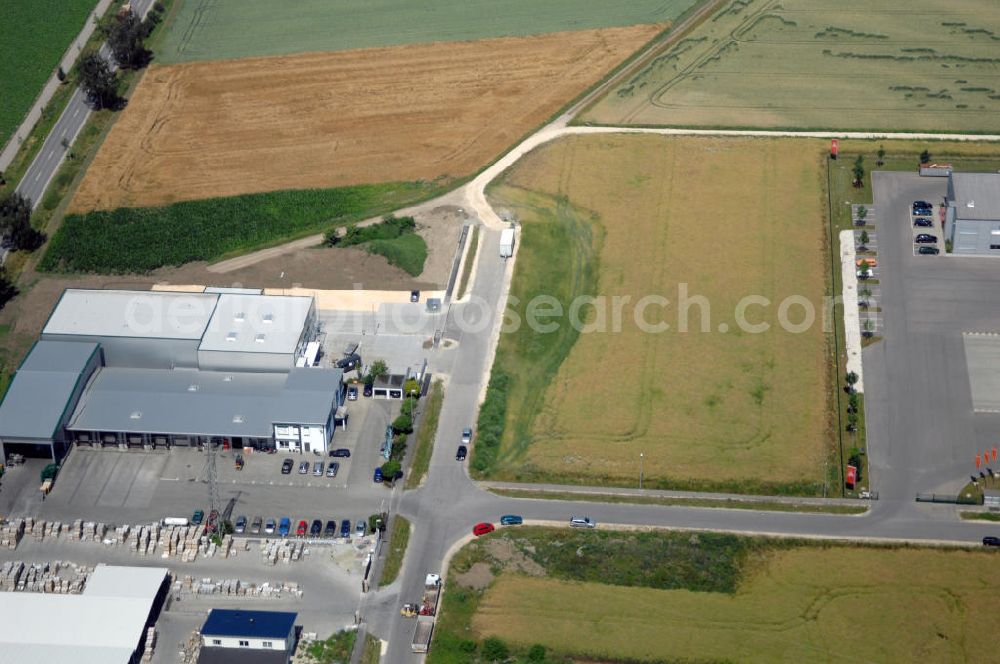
[
  {"left": 0, "top": 288, "right": 343, "bottom": 461},
  {"left": 946, "top": 172, "right": 1000, "bottom": 256},
  {"left": 0, "top": 564, "right": 169, "bottom": 664}
]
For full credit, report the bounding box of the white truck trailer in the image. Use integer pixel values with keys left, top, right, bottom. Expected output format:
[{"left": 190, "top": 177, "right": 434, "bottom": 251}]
[{"left": 499, "top": 228, "right": 515, "bottom": 258}]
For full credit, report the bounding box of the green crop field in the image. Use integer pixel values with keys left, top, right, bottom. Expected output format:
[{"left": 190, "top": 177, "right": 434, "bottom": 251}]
[
  {"left": 582, "top": 0, "right": 1000, "bottom": 132},
  {"left": 0, "top": 0, "right": 97, "bottom": 147},
  {"left": 156, "top": 0, "right": 700, "bottom": 63},
  {"left": 479, "top": 134, "right": 831, "bottom": 494},
  {"left": 39, "top": 180, "right": 447, "bottom": 274},
  {"left": 461, "top": 535, "right": 1000, "bottom": 663}
]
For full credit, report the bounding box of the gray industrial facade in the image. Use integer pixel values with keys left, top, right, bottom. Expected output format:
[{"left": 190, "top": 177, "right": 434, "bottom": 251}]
[
  {"left": 0, "top": 288, "right": 342, "bottom": 462},
  {"left": 946, "top": 172, "right": 1000, "bottom": 256}
]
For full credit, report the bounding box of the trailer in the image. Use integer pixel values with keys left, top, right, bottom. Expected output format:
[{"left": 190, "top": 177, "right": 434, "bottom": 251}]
[
  {"left": 499, "top": 228, "right": 515, "bottom": 258},
  {"left": 411, "top": 573, "right": 442, "bottom": 652}
]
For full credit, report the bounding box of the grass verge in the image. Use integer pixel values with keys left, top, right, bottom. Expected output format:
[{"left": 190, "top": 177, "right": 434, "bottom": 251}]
[
  {"left": 39, "top": 182, "right": 444, "bottom": 274},
  {"left": 302, "top": 629, "right": 356, "bottom": 664},
  {"left": 961, "top": 511, "right": 1000, "bottom": 522},
  {"left": 406, "top": 380, "right": 444, "bottom": 489},
  {"left": 489, "top": 488, "right": 868, "bottom": 515},
  {"left": 456, "top": 225, "right": 479, "bottom": 299},
  {"left": 360, "top": 633, "right": 382, "bottom": 664},
  {"left": 380, "top": 515, "right": 411, "bottom": 586}
]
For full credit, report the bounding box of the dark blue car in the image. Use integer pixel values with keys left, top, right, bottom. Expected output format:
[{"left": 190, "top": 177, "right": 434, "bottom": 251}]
[{"left": 340, "top": 519, "right": 351, "bottom": 538}]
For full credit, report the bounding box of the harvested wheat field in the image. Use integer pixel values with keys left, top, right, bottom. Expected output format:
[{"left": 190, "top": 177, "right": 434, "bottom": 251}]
[{"left": 70, "top": 26, "right": 662, "bottom": 212}]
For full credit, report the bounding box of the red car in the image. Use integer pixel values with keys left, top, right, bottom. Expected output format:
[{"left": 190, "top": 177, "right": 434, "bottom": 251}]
[
  {"left": 296, "top": 520, "right": 308, "bottom": 536},
  {"left": 473, "top": 522, "right": 495, "bottom": 537}
]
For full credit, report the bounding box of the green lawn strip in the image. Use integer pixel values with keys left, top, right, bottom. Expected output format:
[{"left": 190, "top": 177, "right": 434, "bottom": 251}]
[
  {"left": 456, "top": 225, "right": 479, "bottom": 300},
  {"left": 406, "top": 380, "right": 444, "bottom": 490},
  {"left": 302, "top": 629, "right": 356, "bottom": 664},
  {"left": 39, "top": 182, "right": 443, "bottom": 274},
  {"left": 360, "top": 633, "right": 382, "bottom": 664},
  {"left": 489, "top": 488, "right": 867, "bottom": 515},
  {"left": 156, "top": 0, "right": 700, "bottom": 64},
  {"left": 961, "top": 511, "right": 1000, "bottom": 521},
  {"left": 471, "top": 186, "right": 599, "bottom": 476},
  {"left": 379, "top": 516, "right": 412, "bottom": 586},
  {"left": 0, "top": 0, "right": 97, "bottom": 147}
]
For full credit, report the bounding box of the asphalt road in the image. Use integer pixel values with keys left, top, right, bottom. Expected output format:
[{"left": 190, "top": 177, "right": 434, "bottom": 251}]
[{"left": 15, "top": 0, "right": 156, "bottom": 210}]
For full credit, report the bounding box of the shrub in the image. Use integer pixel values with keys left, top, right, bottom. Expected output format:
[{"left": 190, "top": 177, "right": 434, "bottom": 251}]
[
  {"left": 392, "top": 414, "right": 413, "bottom": 434},
  {"left": 471, "top": 369, "right": 511, "bottom": 473},
  {"left": 527, "top": 644, "right": 547, "bottom": 661},
  {"left": 481, "top": 636, "right": 509, "bottom": 662}
]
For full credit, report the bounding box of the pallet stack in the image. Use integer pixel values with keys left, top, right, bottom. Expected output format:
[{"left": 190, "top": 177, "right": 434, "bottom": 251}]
[{"left": 0, "top": 519, "right": 25, "bottom": 549}]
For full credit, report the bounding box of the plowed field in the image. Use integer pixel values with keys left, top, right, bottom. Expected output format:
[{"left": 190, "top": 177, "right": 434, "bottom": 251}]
[{"left": 70, "top": 26, "right": 661, "bottom": 212}]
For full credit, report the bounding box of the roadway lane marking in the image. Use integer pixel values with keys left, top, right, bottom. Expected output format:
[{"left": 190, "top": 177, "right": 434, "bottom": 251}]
[{"left": 72, "top": 107, "right": 80, "bottom": 118}]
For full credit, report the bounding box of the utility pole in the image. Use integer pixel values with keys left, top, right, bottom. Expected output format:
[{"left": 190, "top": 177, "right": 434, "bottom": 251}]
[
  {"left": 207, "top": 439, "right": 220, "bottom": 517},
  {"left": 639, "top": 452, "right": 644, "bottom": 490}
]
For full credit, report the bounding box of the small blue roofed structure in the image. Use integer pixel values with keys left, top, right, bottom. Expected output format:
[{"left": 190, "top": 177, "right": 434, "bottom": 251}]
[{"left": 199, "top": 610, "right": 297, "bottom": 664}]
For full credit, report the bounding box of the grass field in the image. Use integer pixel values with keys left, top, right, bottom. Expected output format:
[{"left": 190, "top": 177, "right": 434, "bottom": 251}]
[
  {"left": 42, "top": 182, "right": 443, "bottom": 274},
  {"left": 379, "top": 516, "right": 411, "bottom": 587},
  {"left": 407, "top": 380, "right": 444, "bottom": 490},
  {"left": 70, "top": 26, "right": 661, "bottom": 213},
  {"left": 582, "top": 0, "right": 1000, "bottom": 132},
  {"left": 433, "top": 528, "right": 1000, "bottom": 664},
  {"left": 0, "top": 0, "right": 96, "bottom": 148},
  {"left": 482, "top": 135, "right": 830, "bottom": 493},
  {"left": 156, "top": 0, "right": 698, "bottom": 64}
]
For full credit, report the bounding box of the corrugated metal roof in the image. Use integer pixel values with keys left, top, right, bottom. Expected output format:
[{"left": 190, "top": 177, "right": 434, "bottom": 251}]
[
  {"left": 951, "top": 173, "right": 1000, "bottom": 221},
  {"left": 86, "top": 563, "right": 168, "bottom": 599},
  {"left": 201, "top": 609, "right": 297, "bottom": 639},
  {"left": 0, "top": 341, "right": 99, "bottom": 440},
  {"left": 68, "top": 367, "right": 341, "bottom": 436},
  {"left": 43, "top": 289, "right": 219, "bottom": 340},
  {"left": 199, "top": 293, "right": 312, "bottom": 355}
]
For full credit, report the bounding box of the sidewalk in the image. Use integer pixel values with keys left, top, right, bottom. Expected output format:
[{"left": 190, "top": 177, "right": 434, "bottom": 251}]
[{"left": 0, "top": 0, "right": 113, "bottom": 171}]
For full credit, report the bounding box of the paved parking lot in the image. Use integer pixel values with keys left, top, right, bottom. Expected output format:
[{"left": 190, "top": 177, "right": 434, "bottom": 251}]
[{"left": 864, "top": 172, "right": 1000, "bottom": 514}]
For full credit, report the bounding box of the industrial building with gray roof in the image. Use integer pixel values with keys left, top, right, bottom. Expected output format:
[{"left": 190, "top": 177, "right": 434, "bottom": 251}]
[
  {"left": 0, "top": 288, "right": 342, "bottom": 461},
  {"left": 946, "top": 172, "right": 1000, "bottom": 255}
]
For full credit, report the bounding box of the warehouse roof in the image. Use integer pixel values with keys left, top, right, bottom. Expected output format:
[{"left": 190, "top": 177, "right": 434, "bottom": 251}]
[
  {"left": 199, "top": 294, "right": 313, "bottom": 355},
  {"left": 0, "top": 565, "right": 167, "bottom": 664},
  {"left": 202, "top": 609, "right": 297, "bottom": 639},
  {"left": 0, "top": 341, "right": 99, "bottom": 440},
  {"left": 951, "top": 173, "right": 1000, "bottom": 221},
  {"left": 43, "top": 289, "right": 219, "bottom": 340},
  {"left": 67, "top": 367, "right": 342, "bottom": 437}
]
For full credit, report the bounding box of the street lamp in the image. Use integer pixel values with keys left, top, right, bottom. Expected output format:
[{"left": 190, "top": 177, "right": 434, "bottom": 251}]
[{"left": 639, "top": 452, "right": 644, "bottom": 490}]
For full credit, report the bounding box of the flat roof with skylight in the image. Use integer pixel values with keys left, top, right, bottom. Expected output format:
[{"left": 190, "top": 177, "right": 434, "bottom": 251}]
[{"left": 199, "top": 293, "right": 314, "bottom": 355}]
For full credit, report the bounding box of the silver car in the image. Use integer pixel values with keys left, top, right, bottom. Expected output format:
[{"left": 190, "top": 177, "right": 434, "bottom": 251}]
[
  {"left": 569, "top": 516, "right": 596, "bottom": 528},
  {"left": 313, "top": 461, "right": 324, "bottom": 476}
]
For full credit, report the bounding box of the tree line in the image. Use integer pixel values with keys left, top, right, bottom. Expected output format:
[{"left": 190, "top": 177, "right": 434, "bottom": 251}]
[{"left": 79, "top": 2, "right": 165, "bottom": 109}]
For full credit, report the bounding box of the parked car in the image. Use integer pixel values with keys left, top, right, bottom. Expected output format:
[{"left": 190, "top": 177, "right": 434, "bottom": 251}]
[
  {"left": 330, "top": 448, "right": 351, "bottom": 458},
  {"left": 278, "top": 517, "right": 291, "bottom": 537},
  {"left": 356, "top": 520, "right": 366, "bottom": 537},
  {"left": 191, "top": 509, "right": 205, "bottom": 525},
  {"left": 473, "top": 522, "right": 495, "bottom": 537},
  {"left": 461, "top": 428, "right": 473, "bottom": 444},
  {"left": 326, "top": 462, "right": 339, "bottom": 478},
  {"left": 313, "top": 461, "right": 324, "bottom": 476},
  {"left": 264, "top": 518, "right": 276, "bottom": 535},
  {"left": 913, "top": 217, "right": 933, "bottom": 227},
  {"left": 918, "top": 246, "right": 940, "bottom": 255},
  {"left": 324, "top": 520, "right": 338, "bottom": 537},
  {"left": 347, "top": 385, "right": 358, "bottom": 401},
  {"left": 207, "top": 509, "right": 220, "bottom": 533},
  {"left": 336, "top": 353, "right": 361, "bottom": 370},
  {"left": 456, "top": 445, "right": 468, "bottom": 461},
  {"left": 855, "top": 257, "right": 877, "bottom": 268},
  {"left": 340, "top": 519, "right": 351, "bottom": 538},
  {"left": 912, "top": 200, "right": 933, "bottom": 210},
  {"left": 298, "top": 460, "right": 309, "bottom": 474},
  {"left": 373, "top": 467, "right": 384, "bottom": 483},
  {"left": 856, "top": 267, "right": 874, "bottom": 280},
  {"left": 363, "top": 384, "right": 373, "bottom": 397},
  {"left": 913, "top": 207, "right": 933, "bottom": 217},
  {"left": 569, "top": 516, "right": 596, "bottom": 528},
  {"left": 281, "top": 458, "right": 294, "bottom": 474},
  {"left": 500, "top": 515, "right": 523, "bottom": 526},
  {"left": 410, "top": 290, "right": 420, "bottom": 303},
  {"left": 310, "top": 519, "right": 322, "bottom": 536},
  {"left": 983, "top": 536, "right": 1000, "bottom": 547},
  {"left": 296, "top": 520, "right": 308, "bottom": 536},
  {"left": 234, "top": 515, "right": 247, "bottom": 534},
  {"left": 915, "top": 233, "right": 938, "bottom": 244},
  {"left": 250, "top": 516, "right": 263, "bottom": 534}
]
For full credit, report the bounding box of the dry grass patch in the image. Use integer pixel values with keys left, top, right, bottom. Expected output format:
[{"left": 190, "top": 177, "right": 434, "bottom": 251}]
[
  {"left": 70, "top": 25, "right": 662, "bottom": 212},
  {"left": 474, "top": 547, "right": 1000, "bottom": 663},
  {"left": 487, "top": 135, "right": 829, "bottom": 491}
]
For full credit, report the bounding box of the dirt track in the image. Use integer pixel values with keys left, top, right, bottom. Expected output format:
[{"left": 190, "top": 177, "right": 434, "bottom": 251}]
[{"left": 70, "top": 25, "right": 661, "bottom": 212}]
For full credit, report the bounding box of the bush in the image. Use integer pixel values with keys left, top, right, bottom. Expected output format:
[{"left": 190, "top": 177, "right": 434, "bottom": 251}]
[
  {"left": 367, "top": 233, "right": 427, "bottom": 276},
  {"left": 481, "top": 637, "right": 509, "bottom": 662},
  {"left": 392, "top": 413, "right": 413, "bottom": 435},
  {"left": 400, "top": 396, "right": 417, "bottom": 418},
  {"left": 380, "top": 459, "right": 402, "bottom": 484},
  {"left": 527, "top": 644, "right": 547, "bottom": 662},
  {"left": 329, "top": 215, "right": 416, "bottom": 247},
  {"left": 40, "top": 183, "right": 438, "bottom": 274}
]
